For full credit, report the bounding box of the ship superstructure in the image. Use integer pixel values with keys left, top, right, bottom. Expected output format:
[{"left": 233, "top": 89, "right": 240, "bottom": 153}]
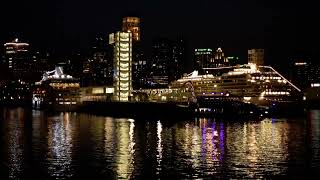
[
  {"left": 32, "top": 66, "right": 80, "bottom": 110},
  {"left": 170, "top": 64, "right": 302, "bottom": 106}
]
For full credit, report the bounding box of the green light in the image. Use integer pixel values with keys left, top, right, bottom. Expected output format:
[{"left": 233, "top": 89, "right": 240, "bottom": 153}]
[
  {"left": 195, "top": 48, "right": 213, "bottom": 52},
  {"left": 227, "top": 56, "right": 239, "bottom": 60}
]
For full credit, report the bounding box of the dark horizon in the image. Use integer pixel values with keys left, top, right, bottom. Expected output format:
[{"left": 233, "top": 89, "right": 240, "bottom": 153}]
[{"left": 0, "top": 0, "right": 319, "bottom": 70}]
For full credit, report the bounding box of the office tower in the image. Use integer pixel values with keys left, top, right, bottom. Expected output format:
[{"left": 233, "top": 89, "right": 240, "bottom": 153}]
[
  {"left": 309, "top": 63, "right": 320, "bottom": 85},
  {"left": 131, "top": 49, "right": 147, "bottom": 88},
  {"left": 122, "top": 17, "right": 140, "bottom": 42},
  {"left": 248, "top": 49, "right": 264, "bottom": 65},
  {"left": 82, "top": 37, "right": 112, "bottom": 87},
  {"left": 4, "top": 38, "right": 31, "bottom": 80},
  {"left": 109, "top": 31, "right": 132, "bottom": 102},
  {"left": 170, "top": 38, "right": 186, "bottom": 81},
  {"left": 291, "top": 61, "right": 320, "bottom": 89},
  {"left": 149, "top": 38, "right": 172, "bottom": 87},
  {"left": 32, "top": 51, "right": 52, "bottom": 78},
  {"left": 292, "top": 62, "right": 309, "bottom": 89},
  {"left": 214, "top": 47, "right": 229, "bottom": 67},
  {"left": 148, "top": 37, "right": 186, "bottom": 87},
  {"left": 122, "top": 17, "right": 145, "bottom": 88},
  {"left": 194, "top": 48, "right": 213, "bottom": 70},
  {"left": 227, "top": 56, "right": 240, "bottom": 66}
]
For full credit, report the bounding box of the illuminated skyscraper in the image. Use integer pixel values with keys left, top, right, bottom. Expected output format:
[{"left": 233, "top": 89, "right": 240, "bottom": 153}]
[
  {"left": 194, "top": 48, "right": 213, "bottom": 70},
  {"left": 122, "top": 17, "right": 140, "bottom": 42},
  {"left": 109, "top": 32, "right": 132, "bottom": 102},
  {"left": 4, "top": 38, "right": 29, "bottom": 69},
  {"left": 291, "top": 61, "right": 320, "bottom": 89},
  {"left": 248, "top": 49, "right": 264, "bottom": 65},
  {"left": 213, "top": 47, "right": 229, "bottom": 67},
  {"left": 122, "top": 17, "right": 145, "bottom": 88},
  {"left": 4, "top": 38, "right": 31, "bottom": 80}
]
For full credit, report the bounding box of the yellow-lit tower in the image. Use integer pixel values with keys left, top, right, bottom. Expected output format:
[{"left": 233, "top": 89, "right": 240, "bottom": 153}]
[
  {"left": 122, "top": 17, "right": 140, "bottom": 42},
  {"left": 109, "top": 31, "right": 133, "bottom": 102},
  {"left": 248, "top": 49, "right": 264, "bottom": 66}
]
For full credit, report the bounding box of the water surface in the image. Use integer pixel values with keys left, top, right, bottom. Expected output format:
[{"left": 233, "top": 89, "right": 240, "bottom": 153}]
[{"left": 0, "top": 108, "right": 319, "bottom": 179}]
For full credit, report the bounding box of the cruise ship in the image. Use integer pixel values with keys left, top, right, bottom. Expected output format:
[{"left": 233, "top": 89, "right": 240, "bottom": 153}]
[
  {"left": 32, "top": 66, "right": 80, "bottom": 111},
  {"left": 169, "top": 64, "right": 302, "bottom": 108}
]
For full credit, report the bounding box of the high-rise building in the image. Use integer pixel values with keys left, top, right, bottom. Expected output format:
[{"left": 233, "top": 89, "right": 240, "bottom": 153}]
[
  {"left": 170, "top": 39, "right": 186, "bottom": 81},
  {"left": 194, "top": 47, "right": 230, "bottom": 70},
  {"left": 149, "top": 38, "right": 172, "bottom": 87},
  {"left": 122, "top": 17, "right": 145, "bottom": 89},
  {"left": 122, "top": 17, "right": 140, "bottom": 42},
  {"left": 227, "top": 56, "right": 240, "bottom": 66},
  {"left": 291, "top": 61, "right": 320, "bottom": 90},
  {"left": 291, "top": 62, "right": 309, "bottom": 89},
  {"left": 194, "top": 48, "right": 213, "bottom": 70},
  {"left": 248, "top": 49, "right": 264, "bottom": 65},
  {"left": 82, "top": 37, "right": 112, "bottom": 87},
  {"left": 213, "top": 47, "right": 229, "bottom": 67},
  {"left": 109, "top": 31, "right": 132, "bottom": 102},
  {"left": 131, "top": 49, "right": 147, "bottom": 88},
  {"left": 4, "top": 38, "right": 31, "bottom": 80},
  {"left": 32, "top": 51, "right": 52, "bottom": 77},
  {"left": 148, "top": 38, "right": 186, "bottom": 87}
]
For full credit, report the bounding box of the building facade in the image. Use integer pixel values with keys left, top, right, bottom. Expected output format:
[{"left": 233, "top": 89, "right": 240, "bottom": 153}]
[
  {"left": 122, "top": 17, "right": 146, "bottom": 89},
  {"left": 227, "top": 56, "right": 240, "bottom": 66},
  {"left": 4, "top": 39, "right": 31, "bottom": 80},
  {"left": 109, "top": 32, "right": 133, "bottom": 102},
  {"left": 148, "top": 38, "right": 185, "bottom": 87},
  {"left": 170, "top": 39, "right": 186, "bottom": 81},
  {"left": 194, "top": 47, "right": 229, "bottom": 69},
  {"left": 213, "top": 47, "right": 229, "bottom": 67},
  {"left": 122, "top": 17, "right": 140, "bottom": 42},
  {"left": 194, "top": 48, "right": 213, "bottom": 70},
  {"left": 291, "top": 61, "right": 320, "bottom": 90},
  {"left": 149, "top": 38, "right": 172, "bottom": 87},
  {"left": 82, "top": 37, "right": 112, "bottom": 87},
  {"left": 248, "top": 49, "right": 264, "bottom": 65}
]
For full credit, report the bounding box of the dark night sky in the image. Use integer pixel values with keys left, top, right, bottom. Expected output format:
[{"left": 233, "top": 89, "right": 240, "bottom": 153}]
[{"left": 0, "top": 0, "right": 319, "bottom": 71}]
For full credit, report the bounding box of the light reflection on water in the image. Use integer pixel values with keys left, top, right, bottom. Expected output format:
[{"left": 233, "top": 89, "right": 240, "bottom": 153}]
[
  {"left": 46, "top": 112, "right": 74, "bottom": 179},
  {"left": 115, "top": 118, "right": 135, "bottom": 179},
  {"left": 1, "top": 108, "right": 320, "bottom": 179},
  {"left": 5, "top": 108, "right": 25, "bottom": 179},
  {"left": 225, "top": 119, "right": 289, "bottom": 178},
  {"left": 309, "top": 110, "right": 320, "bottom": 168},
  {"left": 156, "top": 120, "right": 162, "bottom": 175}
]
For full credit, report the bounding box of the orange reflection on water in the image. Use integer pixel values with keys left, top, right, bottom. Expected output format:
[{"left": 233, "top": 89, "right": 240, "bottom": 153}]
[
  {"left": 226, "top": 118, "right": 289, "bottom": 177},
  {"left": 115, "top": 118, "right": 135, "bottom": 179},
  {"left": 104, "top": 117, "right": 115, "bottom": 159}
]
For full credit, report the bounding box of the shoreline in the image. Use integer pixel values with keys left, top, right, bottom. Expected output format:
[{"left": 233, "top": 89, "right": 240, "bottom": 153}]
[{"left": 0, "top": 100, "right": 313, "bottom": 120}]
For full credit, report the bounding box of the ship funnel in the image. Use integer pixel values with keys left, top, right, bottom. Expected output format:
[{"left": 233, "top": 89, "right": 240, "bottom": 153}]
[
  {"left": 55, "top": 66, "right": 64, "bottom": 76},
  {"left": 191, "top": 71, "right": 198, "bottom": 77}
]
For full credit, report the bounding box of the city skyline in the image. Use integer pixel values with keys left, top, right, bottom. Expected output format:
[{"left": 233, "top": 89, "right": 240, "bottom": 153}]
[
  {"left": 0, "top": 0, "right": 318, "bottom": 67},
  {"left": 0, "top": 2, "right": 320, "bottom": 179}
]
